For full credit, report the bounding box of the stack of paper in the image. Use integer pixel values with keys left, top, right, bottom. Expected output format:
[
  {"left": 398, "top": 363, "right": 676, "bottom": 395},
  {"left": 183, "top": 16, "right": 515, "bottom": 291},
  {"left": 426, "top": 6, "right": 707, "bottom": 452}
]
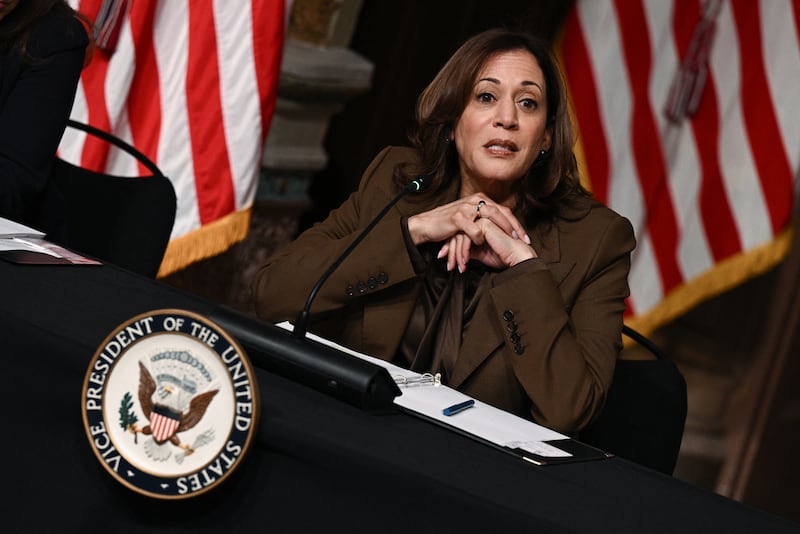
[{"left": 0, "top": 217, "right": 99, "bottom": 265}]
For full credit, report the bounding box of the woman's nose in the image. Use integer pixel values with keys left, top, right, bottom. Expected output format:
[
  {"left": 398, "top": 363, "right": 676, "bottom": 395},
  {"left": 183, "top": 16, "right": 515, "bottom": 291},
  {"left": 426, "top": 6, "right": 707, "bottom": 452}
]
[{"left": 493, "top": 100, "right": 518, "bottom": 129}]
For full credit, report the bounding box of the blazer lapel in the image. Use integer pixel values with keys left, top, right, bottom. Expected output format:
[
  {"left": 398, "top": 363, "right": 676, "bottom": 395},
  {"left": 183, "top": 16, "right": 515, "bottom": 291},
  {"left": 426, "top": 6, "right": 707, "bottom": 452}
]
[
  {"left": 360, "top": 179, "right": 458, "bottom": 358},
  {"left": 448, "top": 296, "right": 503, "bottom": 388},
  {"left": 531, "top": 219, "right": 574, "bottom": 285}
]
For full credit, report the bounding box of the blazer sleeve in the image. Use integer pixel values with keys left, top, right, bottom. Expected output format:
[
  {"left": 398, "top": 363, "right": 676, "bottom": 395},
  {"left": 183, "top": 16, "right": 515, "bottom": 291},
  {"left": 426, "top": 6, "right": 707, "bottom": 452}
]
[
  {"left": 252, "top": 147, "right": 421, "bottom": 323},
  {"left": 0, "top": 13, "right": 88, "bottom": 222},
  {"left": 483, "top": 211, "right": 635, "bottom": 432}
]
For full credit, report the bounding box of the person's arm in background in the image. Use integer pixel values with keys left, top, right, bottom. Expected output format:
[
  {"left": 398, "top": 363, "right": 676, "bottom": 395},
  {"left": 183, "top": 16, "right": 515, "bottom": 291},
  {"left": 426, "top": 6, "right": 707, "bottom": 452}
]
[{"left": 0, "top": 12, "right": 87, "bottom": 222}]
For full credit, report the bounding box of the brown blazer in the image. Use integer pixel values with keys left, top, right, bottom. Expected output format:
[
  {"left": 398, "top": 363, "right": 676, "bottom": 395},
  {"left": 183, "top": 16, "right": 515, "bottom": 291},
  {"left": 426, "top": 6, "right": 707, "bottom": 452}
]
[{"left": 253, "top": 146, "right": 636, "bottom": 433}]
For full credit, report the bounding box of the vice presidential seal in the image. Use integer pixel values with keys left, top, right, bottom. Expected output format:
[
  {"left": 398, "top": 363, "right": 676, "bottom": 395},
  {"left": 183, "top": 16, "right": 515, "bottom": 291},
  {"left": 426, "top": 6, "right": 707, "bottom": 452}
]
[{"left": 81, "top": 309, "right": 259, "bottom": 499}]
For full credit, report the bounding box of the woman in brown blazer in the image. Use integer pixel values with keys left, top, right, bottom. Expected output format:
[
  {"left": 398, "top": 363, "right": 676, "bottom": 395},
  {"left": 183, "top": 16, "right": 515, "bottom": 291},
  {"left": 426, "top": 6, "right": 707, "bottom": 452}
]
[{"left": 253, "top": 29, "right": 635, "bottom": 434}]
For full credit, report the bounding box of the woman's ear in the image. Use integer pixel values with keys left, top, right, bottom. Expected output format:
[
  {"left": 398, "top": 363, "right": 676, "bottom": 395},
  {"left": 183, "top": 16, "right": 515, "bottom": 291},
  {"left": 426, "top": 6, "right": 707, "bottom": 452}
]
[{"left": 543, "top": 126, "right": 553, "bottom": 152}]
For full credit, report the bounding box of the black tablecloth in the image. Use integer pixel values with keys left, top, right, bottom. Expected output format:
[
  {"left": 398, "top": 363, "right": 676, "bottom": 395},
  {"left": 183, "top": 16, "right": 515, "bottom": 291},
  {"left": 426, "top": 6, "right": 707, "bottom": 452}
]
[{"left": 2, "top": 260, "right": 798, "bottom": 533}]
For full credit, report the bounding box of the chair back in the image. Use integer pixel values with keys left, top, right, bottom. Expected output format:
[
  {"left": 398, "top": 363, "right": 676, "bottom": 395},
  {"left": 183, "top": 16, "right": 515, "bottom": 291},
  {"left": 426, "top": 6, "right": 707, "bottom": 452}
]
[
  {"left": 50, "top": 120, "right": 176, "bottom": 278},
  {"left": 579, "top": 325, "right": 688, "bottom": 475}
]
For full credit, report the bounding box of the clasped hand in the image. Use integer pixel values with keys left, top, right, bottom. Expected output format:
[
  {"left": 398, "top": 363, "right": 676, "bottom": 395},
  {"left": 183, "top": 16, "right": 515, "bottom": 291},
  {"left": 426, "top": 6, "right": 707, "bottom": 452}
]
[{"left": 407, "top": 194, "right": 537, "bottom": 273}]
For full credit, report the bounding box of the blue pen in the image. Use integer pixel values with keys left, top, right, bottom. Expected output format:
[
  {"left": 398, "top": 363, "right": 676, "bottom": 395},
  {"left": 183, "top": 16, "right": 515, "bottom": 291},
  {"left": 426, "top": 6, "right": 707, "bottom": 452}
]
[{"left": 442, "top": 399, "right": 475, "bottom": 416}]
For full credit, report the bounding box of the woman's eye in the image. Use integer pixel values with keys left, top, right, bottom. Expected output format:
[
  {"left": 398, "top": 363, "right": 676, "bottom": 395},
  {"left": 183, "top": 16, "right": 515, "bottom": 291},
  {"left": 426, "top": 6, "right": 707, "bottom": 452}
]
[
  {"left": 477, "top": 92, "right": 495, "bottom": 103},
  {"left": 519, "top": 98, "right": 537, "bottom": 110}
]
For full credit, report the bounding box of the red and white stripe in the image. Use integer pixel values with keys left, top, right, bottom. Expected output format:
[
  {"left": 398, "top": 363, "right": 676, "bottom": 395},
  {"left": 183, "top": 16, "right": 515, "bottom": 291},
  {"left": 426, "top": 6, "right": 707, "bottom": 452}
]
[
  {"left": 150, "top": 410, "right": 181, "bottom": 443},
  {"left": 560, "top": 0, "right": 798, "bottom": 327},
  {"left": 62, "top": 0, "right": 285, "bottom": 268}
]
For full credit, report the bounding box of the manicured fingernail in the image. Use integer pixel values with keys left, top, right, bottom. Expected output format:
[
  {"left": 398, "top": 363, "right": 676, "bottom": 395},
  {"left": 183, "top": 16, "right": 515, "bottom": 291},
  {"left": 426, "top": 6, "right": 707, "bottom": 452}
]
[
  {"left": 512, "top": 230, "right": 519, "bottom": 240},
  {"left": 524, "top": 234, "right": 531, "bottom": 245},
  {"left": 437, "top": 246, "right": 446, "bottom": 259}
]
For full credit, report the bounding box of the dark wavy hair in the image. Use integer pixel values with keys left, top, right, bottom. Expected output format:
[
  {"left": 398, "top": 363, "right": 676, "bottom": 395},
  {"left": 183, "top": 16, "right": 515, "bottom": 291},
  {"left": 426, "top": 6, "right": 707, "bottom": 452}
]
[
  {"left": 0, "top": 0, "right": 84, "bottom": 59},
  {"left": 395, "top": 28, "right": 589, "bottom": 222}
]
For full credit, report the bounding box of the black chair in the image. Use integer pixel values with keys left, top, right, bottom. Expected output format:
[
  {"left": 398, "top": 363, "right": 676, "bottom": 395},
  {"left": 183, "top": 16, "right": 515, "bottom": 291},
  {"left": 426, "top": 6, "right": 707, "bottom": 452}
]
[
  {"left": 579, "top": 325, "right": 688, "bottom": 475},
  {"left": 49, "top": 119, "right": 176, "bottom": 278}
]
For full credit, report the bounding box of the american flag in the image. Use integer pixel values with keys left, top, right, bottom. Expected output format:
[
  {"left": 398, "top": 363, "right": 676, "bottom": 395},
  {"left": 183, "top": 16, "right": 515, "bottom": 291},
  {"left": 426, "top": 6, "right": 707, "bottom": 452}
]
[
  {"left": 61, "top": 0, "right": 285, "bottom": 277},
  {"left": 559, "top": 0, "right": 799, "bottom": 333}
]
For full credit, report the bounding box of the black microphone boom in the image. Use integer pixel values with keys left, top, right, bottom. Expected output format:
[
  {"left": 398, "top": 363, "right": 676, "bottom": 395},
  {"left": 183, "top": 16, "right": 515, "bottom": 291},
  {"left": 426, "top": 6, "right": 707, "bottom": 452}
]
[
  {"left": 292, "top": 174, "right": 432, "bottom": 339},
  {"left": 207, "top": 174, "right": 431, "bottom": 414}
]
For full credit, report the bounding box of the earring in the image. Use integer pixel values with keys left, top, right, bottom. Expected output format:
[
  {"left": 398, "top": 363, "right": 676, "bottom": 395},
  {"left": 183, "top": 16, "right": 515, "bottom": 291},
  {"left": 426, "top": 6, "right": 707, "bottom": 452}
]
[{"left": 534, "top": 149, "right": 548, "bottom": 166}]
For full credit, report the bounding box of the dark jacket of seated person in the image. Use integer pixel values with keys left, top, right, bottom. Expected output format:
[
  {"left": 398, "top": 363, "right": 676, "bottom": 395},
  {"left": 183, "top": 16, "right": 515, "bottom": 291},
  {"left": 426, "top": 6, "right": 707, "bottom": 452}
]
[
  {"left": 252, "top": 29, "right": 636, "bottom": 434},
  {"left": 0, "top": 0, "right": 88, "bottom": 233}
]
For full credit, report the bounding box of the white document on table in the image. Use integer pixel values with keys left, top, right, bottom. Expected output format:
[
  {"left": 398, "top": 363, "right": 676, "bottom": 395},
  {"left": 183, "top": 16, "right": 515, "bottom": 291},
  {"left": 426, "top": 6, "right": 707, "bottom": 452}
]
[
  {"left": 0, "top": 216, "right": 100, "bottom": 265},
  {"left": 275, "top": 321, "right": 572, "bottom": 457},
  {"left": 0, "top": 217, "right": 63, "bottom": 258}
]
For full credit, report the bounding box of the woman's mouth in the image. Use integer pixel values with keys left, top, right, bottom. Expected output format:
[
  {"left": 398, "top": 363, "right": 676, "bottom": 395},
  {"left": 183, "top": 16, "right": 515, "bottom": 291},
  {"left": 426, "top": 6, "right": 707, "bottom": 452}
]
[{"left": 484, "top": 140, "right": 518, "bottom": 153}]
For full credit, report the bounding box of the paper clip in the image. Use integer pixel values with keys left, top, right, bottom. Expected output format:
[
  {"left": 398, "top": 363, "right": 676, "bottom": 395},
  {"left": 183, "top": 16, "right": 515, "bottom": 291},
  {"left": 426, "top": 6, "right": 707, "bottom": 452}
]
[{"left": 393, "top": 372, "right": 441, "bottom": 388}]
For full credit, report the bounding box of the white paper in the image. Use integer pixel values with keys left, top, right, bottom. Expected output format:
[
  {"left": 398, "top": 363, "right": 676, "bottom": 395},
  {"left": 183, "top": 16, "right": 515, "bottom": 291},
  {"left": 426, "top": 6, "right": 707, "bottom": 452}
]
[
  {"left": 0, "top": 217, "right": 44, "bottom": 238},
  {"left": 275, "top": 321, "right": 571, "bottom": 456},
  {"left": 0, "top": 225, "right": 100, "bottom": 264}
]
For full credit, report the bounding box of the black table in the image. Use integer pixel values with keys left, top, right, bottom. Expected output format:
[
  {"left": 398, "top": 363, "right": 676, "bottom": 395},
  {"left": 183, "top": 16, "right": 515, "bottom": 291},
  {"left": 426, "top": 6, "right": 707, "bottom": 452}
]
[{"left": 2, "top": 259, "right": 798, "bottom": 533}]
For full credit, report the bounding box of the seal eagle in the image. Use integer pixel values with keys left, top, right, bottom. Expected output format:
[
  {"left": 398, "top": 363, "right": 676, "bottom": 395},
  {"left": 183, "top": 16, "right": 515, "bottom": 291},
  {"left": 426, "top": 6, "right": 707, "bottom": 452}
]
[{"left": 134, "top": 360, "right": 218, "bottom": 454}]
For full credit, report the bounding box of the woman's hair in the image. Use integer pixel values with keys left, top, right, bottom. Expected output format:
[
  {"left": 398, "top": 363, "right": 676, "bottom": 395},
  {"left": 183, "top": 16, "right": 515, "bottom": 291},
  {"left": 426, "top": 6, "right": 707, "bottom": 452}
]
[
  {"left": 0, "top": 0, "right": 80, "bottom": 57},
  {"left": 396, "top": 28, "right": 589, "bottom": 221}
]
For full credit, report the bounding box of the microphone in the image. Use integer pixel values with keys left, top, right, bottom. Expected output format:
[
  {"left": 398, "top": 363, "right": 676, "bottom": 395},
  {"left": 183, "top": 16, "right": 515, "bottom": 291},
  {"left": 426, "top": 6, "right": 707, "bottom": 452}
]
[
  {"left": 403, "top": 174, "right": 433, "bottom": 194},
  {"left": 292, "top": 174, "right": 432, "bottom": 339},
  {"left": 208, "top": 305, "right": 403, "bottom": 413},
  {"left": 206, "top": 173, "right": 432, "bottom": 414}
]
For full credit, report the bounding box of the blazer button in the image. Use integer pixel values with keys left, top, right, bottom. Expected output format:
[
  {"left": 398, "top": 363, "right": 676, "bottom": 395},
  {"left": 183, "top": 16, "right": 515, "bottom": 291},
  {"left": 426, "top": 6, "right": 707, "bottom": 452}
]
[
  {"left": 378, "top": 272, "right": 388, "bottom": 284},
  {"left": 367, "top": 276, "right": 378, "bottom": 289},
  {"left": 502, "top": 310, "right": 514, "bottom": 322},
  {"left": 514, "top": 342, "right": 524, "bottom": 355},
  {"left": 506, "top": 320, "right": 518, "bottom": 333},
  {"left": 357, "top": 281, "right": 367, "bottom": 294},
  {"left": 510, "top": 332, "right": 520, "bottom": 344},
  {"left": 345, "top": 284, "right": 355, "bottom": 297}
]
